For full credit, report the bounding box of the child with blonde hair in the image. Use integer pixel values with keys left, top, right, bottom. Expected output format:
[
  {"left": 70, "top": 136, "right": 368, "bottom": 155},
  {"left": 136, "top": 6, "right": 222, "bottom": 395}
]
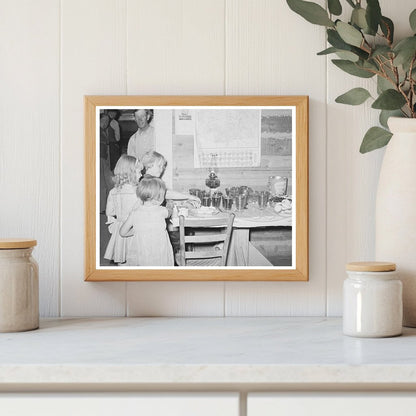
[
  {"left": 140, "top": 151, "right": 200, "bottom": 204},
  {"left": 120, "top": 177, "right": 174, "bottom": 266},
  {"left": 140, "top": 151, "right": 167, "bottom": 178},
  {"left": 104, "top": 154, "right": 140, "bottom": 264},
  {"left": 137, "top": 151, "right": 201, "bottom": 263}
]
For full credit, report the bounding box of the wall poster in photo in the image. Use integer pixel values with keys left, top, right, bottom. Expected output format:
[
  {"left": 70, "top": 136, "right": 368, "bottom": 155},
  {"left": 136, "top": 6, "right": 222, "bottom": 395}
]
[{"left": 84, "top": 96, "right": 308, "bottom": 281}]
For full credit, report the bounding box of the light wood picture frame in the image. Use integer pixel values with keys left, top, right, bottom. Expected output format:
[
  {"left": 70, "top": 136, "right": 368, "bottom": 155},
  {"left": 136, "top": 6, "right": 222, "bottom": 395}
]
[{"left": 85, "top": 96, "right": 308, "bottom": 281}]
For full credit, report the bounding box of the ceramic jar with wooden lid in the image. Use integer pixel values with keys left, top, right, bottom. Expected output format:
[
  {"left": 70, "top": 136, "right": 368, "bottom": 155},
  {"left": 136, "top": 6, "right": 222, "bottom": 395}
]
[
  {"left": 0, "top": 239, "right": 39, "bottom": 332},
  {"left": 343, "top": 261, "right": 402, "bottom": 338}
]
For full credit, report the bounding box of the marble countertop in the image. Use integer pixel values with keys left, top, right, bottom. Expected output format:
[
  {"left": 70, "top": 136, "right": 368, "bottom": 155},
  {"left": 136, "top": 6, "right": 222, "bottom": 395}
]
[{"left": 1, "top": 317, "right": 416, "bottom": 388}]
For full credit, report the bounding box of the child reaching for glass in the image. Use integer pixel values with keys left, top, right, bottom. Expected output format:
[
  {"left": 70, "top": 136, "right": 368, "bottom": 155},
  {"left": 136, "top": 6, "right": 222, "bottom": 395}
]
[
  {"left": 103, "top": 154, "right": 139, "bottom": 265},
  {"left": 120, "top": 176, "right": 174, "bottom": 266},
  {"left": 140, "top": 151, "right": 200, "bottom": 206}
]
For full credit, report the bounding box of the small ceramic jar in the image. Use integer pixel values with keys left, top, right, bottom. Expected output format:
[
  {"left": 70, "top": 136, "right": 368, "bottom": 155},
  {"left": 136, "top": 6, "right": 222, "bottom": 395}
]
[
  {"left": 343, "top": 262, "right": 402, "bottom": 338},
  {"left": 0, "top": 239, "right": 39, "bottom": 332}
]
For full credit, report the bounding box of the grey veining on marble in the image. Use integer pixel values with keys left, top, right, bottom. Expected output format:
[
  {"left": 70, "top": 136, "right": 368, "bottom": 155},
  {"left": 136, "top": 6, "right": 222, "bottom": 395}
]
[{"left": 0, "top": 317, "right": 416, "bottom": 385}]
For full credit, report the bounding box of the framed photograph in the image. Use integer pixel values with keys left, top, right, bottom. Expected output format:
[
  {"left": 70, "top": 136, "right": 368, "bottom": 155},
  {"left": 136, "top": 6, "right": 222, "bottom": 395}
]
[{"left": 85, "top": 96, "right": 308, "bottom": 281}]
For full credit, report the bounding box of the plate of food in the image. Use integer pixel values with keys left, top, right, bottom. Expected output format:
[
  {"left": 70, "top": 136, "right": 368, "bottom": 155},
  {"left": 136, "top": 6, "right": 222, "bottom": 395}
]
[{"left": 273, "top": 198, "right": 293, "bottom": 217}]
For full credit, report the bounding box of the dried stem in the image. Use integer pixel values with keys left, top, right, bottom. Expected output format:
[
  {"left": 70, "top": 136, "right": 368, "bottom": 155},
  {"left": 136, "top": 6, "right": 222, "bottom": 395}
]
[{"left": 379, "top": 20, "right": 393, "bottom": 48}]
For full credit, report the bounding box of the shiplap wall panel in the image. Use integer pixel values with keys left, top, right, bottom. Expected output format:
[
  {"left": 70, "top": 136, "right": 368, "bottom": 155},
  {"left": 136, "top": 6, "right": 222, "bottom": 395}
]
[
  {"left": 125, "top": 0, "right": 226, "bottom": 316},
  {"left": 326, "top": 0, "right": 416, "bottom": 316},
  {"left": 0, "top": 1, "right": 60, "bottom": 317},
  {"left": 224, "top": 0, "right": 327, "bottom": 315},
  {"left": 61, "top": 0, "right": 128, "bottom": 316},
  {"left": 127, "top": 282, "right": 226, "bottom": 316},
  {"left": 125, "top": 0, "right": 226, "bottom": 95},
  {"left": 6, "top": 0, "right": 407, "bottom": 317}
]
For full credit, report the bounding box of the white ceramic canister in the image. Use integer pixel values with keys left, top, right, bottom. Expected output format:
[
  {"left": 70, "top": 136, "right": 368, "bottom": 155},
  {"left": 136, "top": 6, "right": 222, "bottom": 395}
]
[
  {"left": 343, "top": 262, "right": 402, "bottom": 338},
  {"left": 0, "top": 239, "right": 39, "bottom": 332}
]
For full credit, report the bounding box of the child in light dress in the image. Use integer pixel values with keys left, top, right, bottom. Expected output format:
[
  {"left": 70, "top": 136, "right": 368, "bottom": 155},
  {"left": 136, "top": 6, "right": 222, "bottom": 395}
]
[
  {"left": 139, "top": 151, "right": 201, "bottom": 260},
  {"left": 103, "top": 154, "right": 139, "bottom": 265},
  {"left": 120, "top": 177, "right": 174, "bottom": 266}
]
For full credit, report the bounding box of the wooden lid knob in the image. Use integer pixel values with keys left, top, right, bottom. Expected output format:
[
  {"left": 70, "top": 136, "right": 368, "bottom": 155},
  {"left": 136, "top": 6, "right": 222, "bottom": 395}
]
[
  {"left": 346, "top": 261, "right": 396, "bottom": 272},
  {"left": 0, "top": 239, "right": 37, "bottom": 249}
]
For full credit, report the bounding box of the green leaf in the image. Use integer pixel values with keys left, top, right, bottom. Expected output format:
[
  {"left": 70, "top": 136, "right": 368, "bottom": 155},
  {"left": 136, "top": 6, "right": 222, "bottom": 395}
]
[
  {"left": 360, "top": 127, "right": 392, "bottom": 153},
  {"left": 335, "top": 50, "right": 359, "bottom": 62},
  {"left": 317, "top": 46, "right": 358, "bottom": 61},
  {"left": 379, "top": 110, "right": 402, "bottom": 129},
  {"left": 327, "top": 29, "right": 369, "bottom": 59},
  {"left": 317, "top": 47, "right": 338, "bottom": 55},
  {"left": 335, "top": 87, "right": 371, "bottom": 105},
  {"left": 372, "top": 89, "right": 406, "bottom": 110},
  {"left": 377, "top": 75, "right": 393, "bottom": 94},
  {"left": 327, "top": 29, "right": 348, "bottom": 49},
  {"left": 380, "top": 16, "right": 394, "bottom": 44},
  {"left": 336, "top": 21, "right": 363, "bottom": 47},
  {"left": 393, "top": 36, "right": 416, "bottom": 71},
  {"left": 287, "top": 0, "right": 334, "bottom": 27},
  {"left": 371, "top": 46, "right": 392, "bottom": 58},
  {"left": 362, "top": 59, "right": 379, "bottom": 71},
  {"left": 410, "top": 9, "right": 416, "bottom": 32},
  {"left": 351, "top": 7, "right": 368, "bottom": 32},
  {"left": 332, "top": 59, "right": 375, "bottom": 78},
  {"left": 328, "top": 0, "right": 342, "bottom": 16},
  {"left": 366, "top": 0, "right": 382, "bottom": 35}
]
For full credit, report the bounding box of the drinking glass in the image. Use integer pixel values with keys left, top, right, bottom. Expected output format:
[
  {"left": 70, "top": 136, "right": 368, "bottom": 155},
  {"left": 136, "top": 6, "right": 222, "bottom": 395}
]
[
  {"left": 234, "top": 194, "right": 247, "bottom": 211},
  {"left": 211, "top": 192, "right": 222, "bottom": 208},
  {"left": 202, "top": 195, "right": 212, "bottom": 207},
  {"left": 258, "top": 191, "right": 269, "bottom": 210},
  {"left": 222, "top": 195, "right": 233, "bottom": 210}
]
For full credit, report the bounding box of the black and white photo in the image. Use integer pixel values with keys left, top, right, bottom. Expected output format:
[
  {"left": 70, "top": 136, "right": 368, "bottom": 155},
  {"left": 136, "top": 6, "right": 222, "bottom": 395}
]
[{"left": 98, "top": 106, "right": 294, "bottom": 268}]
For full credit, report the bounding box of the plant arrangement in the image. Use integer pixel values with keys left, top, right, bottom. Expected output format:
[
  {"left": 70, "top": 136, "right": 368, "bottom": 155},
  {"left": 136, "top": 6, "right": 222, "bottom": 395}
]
[{"left": 287, "top": 0, "right": 416, "bottom": 153}]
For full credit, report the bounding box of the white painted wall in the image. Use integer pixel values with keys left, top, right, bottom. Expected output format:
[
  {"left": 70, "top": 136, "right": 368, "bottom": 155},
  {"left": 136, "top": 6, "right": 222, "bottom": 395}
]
[{"left": 1, "top": 0, "right": 413, "bottom": 317}]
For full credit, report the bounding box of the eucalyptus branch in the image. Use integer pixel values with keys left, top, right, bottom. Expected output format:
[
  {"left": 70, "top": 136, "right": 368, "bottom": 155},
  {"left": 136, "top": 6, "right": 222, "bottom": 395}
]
[
  {"left": 377, "top": 54, "right": 393, "bottom": 66},
  {"left": 390, "top": 59, "right": 400, "bottom": 86},
  {"left": 286, "top": 0, "right": 416, "bottom": 151},
  {"left": 375, "top": 57, "right": 399, "bottom": 89},
  {"left": 383, "top": 56, "right": 397, "bottom": 76},
  {"left": 397, "top": 82, "right": 413, "bottom": 117},
  {"left": 358, "top": 65, "right": 383, "bottom": 78}
]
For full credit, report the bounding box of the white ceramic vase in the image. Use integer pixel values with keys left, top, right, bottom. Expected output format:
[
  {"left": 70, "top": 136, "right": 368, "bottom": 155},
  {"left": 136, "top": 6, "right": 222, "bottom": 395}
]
[{"left": 375, "top": 117, "right": 416, "bottom": 327}]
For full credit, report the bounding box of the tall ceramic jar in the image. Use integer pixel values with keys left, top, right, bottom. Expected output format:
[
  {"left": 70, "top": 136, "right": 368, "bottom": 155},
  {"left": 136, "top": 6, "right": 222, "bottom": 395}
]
[
  {"left": 376, "top": 117, "right": 416, "bottom": 327},
  {"left": 0, "top": 239, "right": 39, "bottom": 332}
]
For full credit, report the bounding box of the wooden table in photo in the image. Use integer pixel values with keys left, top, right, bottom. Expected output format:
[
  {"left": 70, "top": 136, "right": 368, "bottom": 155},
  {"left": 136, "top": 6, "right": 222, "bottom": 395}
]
[{"left": 171, "top": 207, "right": 292, "bottom": 267}]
